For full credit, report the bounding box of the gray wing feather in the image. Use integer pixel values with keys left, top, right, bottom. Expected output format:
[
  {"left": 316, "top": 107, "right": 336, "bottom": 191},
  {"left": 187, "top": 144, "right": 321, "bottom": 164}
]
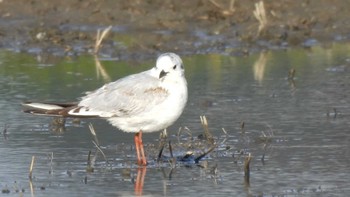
[{"left": 78, "top": 71, "right": 168, "bottom": 117}]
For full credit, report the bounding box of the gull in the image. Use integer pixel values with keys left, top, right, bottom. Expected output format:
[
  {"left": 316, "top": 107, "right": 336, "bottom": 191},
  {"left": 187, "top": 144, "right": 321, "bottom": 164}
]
[{"left": 22, "top": 53, "right": 188, "bottom": 165}]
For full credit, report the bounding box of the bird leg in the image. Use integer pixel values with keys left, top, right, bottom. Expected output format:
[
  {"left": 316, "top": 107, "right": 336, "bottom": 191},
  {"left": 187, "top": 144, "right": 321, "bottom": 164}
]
[
  {"left": 134, "top": 131, "right": 147, "bottom": 165},
  {"left": 134, "top": 133, "right": 141, "bottom": 165}
]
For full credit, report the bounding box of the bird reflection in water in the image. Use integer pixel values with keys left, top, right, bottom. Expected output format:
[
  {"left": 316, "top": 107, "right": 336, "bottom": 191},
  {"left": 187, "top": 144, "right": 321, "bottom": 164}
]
[{"left": 134, "top": 166, "right": 147, "bottom": 196}]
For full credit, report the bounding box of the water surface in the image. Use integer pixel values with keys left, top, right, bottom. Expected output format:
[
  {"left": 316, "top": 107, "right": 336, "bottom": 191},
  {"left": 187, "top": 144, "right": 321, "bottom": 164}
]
[{"left": 0, "top": 44, "right": 350, "bottom": 196}]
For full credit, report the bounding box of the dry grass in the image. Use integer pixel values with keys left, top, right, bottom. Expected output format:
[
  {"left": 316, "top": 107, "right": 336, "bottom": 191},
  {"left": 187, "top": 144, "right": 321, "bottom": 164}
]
[
  {"left": 29, "top": 178, "right": 34, "bottom": 197},
  {"left": 244, "top": 153, "right": 252, "bottom": 185},
  {"left": 209, "top": 0, "right": 235, "bottom": 16},
  {"left": 88, "top": 123, "right": 109, "bottom": 164},
  {"left": 94, "top": 25, "right": 112, "bottom": 55},
  {"left": 86, "top": 150, "right": 94, "bottom": 173},
  {"left": 28, "top": 155, "right": 35, "bottom": 179},
  {"left": 157, "top": 116, "right": 218, "bottom": 165},
  {"left": 253, "top": 1, "right": 268, "bottom": 36},
  {"left": 93, "top": 26, "right": 113, "bottom": 82},
  {"left": 80, "top": 115, "right": 265, "bottom": 190},
  {"left": 200, "top": 116, "right": 215, "bottom": 145}
]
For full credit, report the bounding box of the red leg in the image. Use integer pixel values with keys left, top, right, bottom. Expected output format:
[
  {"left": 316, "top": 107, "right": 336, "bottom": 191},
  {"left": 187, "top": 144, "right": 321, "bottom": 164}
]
[
  {"left": 134, "top": 166, "right": 147, "bottom": 196},
  {"left": 138, "top": 131, "right": 147, "bottom": 165},
  {"left": 134, "top": 131, "right": 147, "bottom": 165},
  {"left": 134, "top": 133, "right": 142, "bottom": 165}
]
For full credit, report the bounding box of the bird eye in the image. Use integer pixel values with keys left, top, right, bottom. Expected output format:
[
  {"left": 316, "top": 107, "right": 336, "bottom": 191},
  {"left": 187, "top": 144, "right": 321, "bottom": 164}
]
[{"left": 173, "top": 65, "right": 177, "bottom": 69}]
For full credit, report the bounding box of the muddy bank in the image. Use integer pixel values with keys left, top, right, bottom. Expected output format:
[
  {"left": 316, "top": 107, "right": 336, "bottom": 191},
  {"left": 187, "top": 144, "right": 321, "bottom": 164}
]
[{"left": 0, "top": 0, "right": 349, "bottom": 59}]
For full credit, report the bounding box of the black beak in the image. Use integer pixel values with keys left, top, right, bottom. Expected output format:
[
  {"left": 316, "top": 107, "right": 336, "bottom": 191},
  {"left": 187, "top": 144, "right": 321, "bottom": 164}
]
[{"left": 159, "top": 70, "right": 168, "bottom": 79}]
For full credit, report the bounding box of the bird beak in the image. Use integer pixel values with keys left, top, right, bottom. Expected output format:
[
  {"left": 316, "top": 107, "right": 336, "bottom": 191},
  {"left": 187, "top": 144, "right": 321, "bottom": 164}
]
[{"left": 159, "top": 70, "right": 168, "bottom": 79}]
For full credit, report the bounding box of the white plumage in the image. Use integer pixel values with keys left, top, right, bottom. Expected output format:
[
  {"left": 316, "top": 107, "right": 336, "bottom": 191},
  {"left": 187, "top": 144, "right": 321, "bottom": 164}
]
[{"left": 23, "top": 52, "right": 188, "bottom": 133}]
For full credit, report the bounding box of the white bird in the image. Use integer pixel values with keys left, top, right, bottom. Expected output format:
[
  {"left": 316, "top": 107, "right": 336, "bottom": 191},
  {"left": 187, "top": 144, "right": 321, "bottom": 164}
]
[{"left": 23, "top": 53, "right": 188, "bottom": 165}]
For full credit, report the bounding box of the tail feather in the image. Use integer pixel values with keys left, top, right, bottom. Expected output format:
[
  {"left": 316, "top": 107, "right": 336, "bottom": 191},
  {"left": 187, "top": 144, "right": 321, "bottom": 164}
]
[
  {"left": 22, "top": 102, "right": 96, "bottom": 118},
  {"left": 22, "top": 102, "right": 113, "bottom": 118}
]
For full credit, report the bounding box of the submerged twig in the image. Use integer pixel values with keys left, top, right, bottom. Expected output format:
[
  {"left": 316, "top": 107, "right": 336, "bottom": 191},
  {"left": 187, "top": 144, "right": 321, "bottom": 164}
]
[
  {"left": 194, "top": 145, "right": 216, "bottom": 163},
  {"left": 88, "top": 123, "right": 109, "bottom": 164},
  {"left": 261, "top": 144, "right": 267, "bottom": 165},
  {"left": 157, "top": 140, "right": 166, "bottom": 163},
  {"left": 29, "top": 156, "right": 35, "bottom": 180},
  {"left": 244, "top": 153, "right": 252, "bottom": 185},
  {"left": 168, "top": 141, "right": 177, "bottom": 168},
  {"left": 221, "top": 128, "right": 228, "bottom": 135},
  {"left": 168, "top": 140, "right": 174, "bottom": 158},
  {"left": 200, "top": 116, "right": 215, "bottom": 145},
  {"left": 49, "top": 152, "right": 54, "bottom": 175},
  {"left": 240, "top": 121, "right": 245, "bottom": 133},
  {"left": 157, "top": 140, "right": 176, "bottom": 166},
  {"left": 86, "top": 150, "right": 94, "bottom": 173},
  {"left": 333, "top": 108, "right": 337, "bottom": 119},
  {"left": 288, "top": 68, "right": 296, "bottom": 80},
  {"left": 3, "top": 124, "right": 8, "bottom": 134},
  {"left": 3, "top": 124, "right": 9, "bottom": 140}
]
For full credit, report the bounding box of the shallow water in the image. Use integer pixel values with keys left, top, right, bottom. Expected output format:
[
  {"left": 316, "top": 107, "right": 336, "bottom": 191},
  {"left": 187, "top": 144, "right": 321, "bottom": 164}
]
[{"left": 0, "top": 44, "right": 350, "bottom": 196}]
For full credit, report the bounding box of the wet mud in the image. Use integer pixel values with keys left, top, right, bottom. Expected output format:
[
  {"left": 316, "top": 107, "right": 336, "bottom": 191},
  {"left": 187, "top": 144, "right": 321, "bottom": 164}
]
[{"left": 0, "top": 0, "right": 350, "bottom": 58}]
